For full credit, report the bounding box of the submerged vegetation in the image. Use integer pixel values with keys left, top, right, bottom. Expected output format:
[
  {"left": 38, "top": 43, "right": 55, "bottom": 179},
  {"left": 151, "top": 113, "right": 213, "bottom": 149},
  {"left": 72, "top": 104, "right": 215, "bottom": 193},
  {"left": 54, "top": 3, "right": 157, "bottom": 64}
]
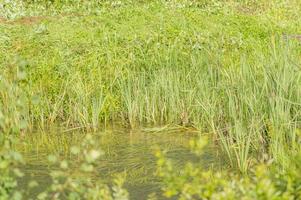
[{"left": 0, "top": 0, "right": 301, "bottom": 199}]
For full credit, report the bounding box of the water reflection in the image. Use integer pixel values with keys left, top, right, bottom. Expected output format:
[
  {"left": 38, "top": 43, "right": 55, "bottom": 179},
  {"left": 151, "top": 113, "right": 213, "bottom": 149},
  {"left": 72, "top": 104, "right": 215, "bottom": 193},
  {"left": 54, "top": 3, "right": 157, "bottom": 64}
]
[{"left": 19, "top": 127, "right": 221, "bottom": 199}]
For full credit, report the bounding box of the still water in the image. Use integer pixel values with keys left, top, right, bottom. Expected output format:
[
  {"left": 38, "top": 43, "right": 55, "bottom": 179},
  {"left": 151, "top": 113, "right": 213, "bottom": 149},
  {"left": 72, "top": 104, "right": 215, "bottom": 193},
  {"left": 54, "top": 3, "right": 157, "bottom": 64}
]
[{"left": 18, "top": 126, "right": 221, "bottom": 199}]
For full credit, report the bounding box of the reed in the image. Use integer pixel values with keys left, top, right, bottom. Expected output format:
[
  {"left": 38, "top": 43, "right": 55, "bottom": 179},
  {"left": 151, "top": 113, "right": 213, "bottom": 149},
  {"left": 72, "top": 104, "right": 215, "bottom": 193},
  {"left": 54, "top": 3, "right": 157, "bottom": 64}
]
[{"left": 1, "top": 0, "right": 300, "bottom": 172}]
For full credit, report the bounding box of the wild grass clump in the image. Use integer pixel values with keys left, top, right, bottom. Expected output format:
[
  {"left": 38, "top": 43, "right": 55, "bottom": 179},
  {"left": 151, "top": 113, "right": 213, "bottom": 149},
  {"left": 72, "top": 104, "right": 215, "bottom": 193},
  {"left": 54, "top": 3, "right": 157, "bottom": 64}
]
[
  {"left": 1, "top": 0, "right": 301, "bottom": 172},
  {"left": 0, "top": 53, "right": 127, "bottom": 200},
  {"left": 116, "top": 40, "right": 301, "bottom": 172}
]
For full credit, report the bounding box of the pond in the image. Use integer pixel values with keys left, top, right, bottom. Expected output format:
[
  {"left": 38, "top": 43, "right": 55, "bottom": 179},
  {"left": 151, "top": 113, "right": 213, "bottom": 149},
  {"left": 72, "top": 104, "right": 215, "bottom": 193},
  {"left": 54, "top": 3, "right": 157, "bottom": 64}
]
[{"left": 17, "top": 126, "right": 222, "bottom": 199}]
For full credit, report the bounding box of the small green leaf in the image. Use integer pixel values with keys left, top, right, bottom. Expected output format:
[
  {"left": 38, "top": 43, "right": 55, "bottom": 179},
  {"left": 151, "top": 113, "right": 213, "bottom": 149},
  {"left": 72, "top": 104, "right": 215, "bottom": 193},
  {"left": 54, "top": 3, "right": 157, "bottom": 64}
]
[
  {"left": 60, "top": 160, "right": 68, "bottom": 169},
  {"left": 37, "top": 192, "right": 48, "bottom": 200},
  {"left": 28, "top": 180, "right": 38, "bottom": 188},
  {"left": 48, "top": 155, "right": 57, "bottom": 163},
  {"left": 70, "top": 146, "right": 80, "bottom": 155}
]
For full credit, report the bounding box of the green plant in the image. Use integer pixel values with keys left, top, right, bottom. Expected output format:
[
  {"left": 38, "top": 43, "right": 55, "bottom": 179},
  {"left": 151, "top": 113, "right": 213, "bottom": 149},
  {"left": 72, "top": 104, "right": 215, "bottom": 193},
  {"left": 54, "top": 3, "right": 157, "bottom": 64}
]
[
  {"left": 0, "top": 136, "right": 24, "bottom": 200},
  {"left": 155, "top": 136, "right": 301, "bottom": 199},
  {"left": 0, "top": 57, "right": 30, "bottom": 135},
  {"left": 0, "top": 0, "right": 300, "bottom": 183},
  {"left": 37, "top": 134, "right": 128, "bottom": 200}
]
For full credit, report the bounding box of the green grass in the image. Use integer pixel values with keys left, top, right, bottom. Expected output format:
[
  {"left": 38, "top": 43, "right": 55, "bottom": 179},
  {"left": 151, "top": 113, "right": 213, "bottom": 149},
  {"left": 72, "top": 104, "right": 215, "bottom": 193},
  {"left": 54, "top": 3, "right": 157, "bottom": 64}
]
[{"left": 1, "top": 0, "right": 301, "bottom": 173}]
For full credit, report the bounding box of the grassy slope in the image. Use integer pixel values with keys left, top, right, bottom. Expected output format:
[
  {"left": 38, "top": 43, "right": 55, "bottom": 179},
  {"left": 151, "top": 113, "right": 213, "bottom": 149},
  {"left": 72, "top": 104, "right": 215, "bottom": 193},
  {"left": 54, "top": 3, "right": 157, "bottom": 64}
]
[{"left": 0, "top": 0, "right": 301, "bottom": 171}]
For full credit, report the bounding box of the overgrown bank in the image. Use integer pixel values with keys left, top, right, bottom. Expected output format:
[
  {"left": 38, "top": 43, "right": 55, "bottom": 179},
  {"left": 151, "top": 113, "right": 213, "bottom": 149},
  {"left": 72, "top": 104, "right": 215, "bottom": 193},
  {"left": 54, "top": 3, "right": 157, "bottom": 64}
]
[{"left": 0, "top": 0, "right": 301, "bottom": 199}]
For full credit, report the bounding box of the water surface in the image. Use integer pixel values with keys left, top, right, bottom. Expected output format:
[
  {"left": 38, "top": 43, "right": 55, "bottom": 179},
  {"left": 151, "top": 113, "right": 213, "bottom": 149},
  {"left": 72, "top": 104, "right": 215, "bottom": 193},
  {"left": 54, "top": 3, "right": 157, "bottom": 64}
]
[{"left": 19, "top": 127, "right": 221, "bottom": 199}]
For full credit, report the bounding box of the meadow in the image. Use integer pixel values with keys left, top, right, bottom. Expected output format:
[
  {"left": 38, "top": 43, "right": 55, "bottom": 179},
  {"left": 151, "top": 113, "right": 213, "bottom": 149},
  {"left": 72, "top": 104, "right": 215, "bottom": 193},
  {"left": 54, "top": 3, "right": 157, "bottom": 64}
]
[{"left": 0, "top": 0, "right": 301, "bottom": 199}]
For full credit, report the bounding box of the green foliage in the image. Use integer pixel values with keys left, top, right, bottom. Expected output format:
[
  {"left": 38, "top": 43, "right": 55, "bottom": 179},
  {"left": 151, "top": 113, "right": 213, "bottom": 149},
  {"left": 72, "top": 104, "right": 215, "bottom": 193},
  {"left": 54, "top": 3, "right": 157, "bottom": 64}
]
[
  {"left": 0, "top": 57, "right": 29, "bottom": 135},
  {"left": 0, "top": 137, "right": 129, "bottom": 200},
  {"left": 0, "top": 134, "right": 128, "bottom": 200},
  {"left": 0, "top": 56, "right": 27, "bottom": 199},
  {"left": 0, "top": 137, "right": 24, "bottom": 200},
  {"left": 1, "top": 0, "right": 300, "bottom": 172},
  {"left": 0, "top": 0, "right": 300, "bottom": 198},
  {"left": 37, "top": 134, "right": 128, "bottom": 200},
  {"left": 0, "top": 74, "right": 128, "bottom": 199},
  {"left": 155, "top": 136, "right": 301, "bottom": 199}
]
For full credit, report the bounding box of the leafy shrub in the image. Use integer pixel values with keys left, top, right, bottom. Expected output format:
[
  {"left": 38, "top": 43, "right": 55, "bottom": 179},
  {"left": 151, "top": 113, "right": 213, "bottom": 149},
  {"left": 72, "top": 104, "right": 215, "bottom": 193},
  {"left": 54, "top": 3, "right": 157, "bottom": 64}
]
[{"left": 155, "top": 136, "right": 301, "bottom": 199}]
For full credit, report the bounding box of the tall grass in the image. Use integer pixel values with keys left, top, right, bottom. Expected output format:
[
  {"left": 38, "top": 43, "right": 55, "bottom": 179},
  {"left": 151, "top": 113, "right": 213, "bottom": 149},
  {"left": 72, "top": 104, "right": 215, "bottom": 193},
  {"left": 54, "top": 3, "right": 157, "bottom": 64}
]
[
  {"left": 116, "top": 41, "right": 301, "bottom": 172},
  {"left": 1, "top": 0, "right": 300, "bottom": 172}
]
